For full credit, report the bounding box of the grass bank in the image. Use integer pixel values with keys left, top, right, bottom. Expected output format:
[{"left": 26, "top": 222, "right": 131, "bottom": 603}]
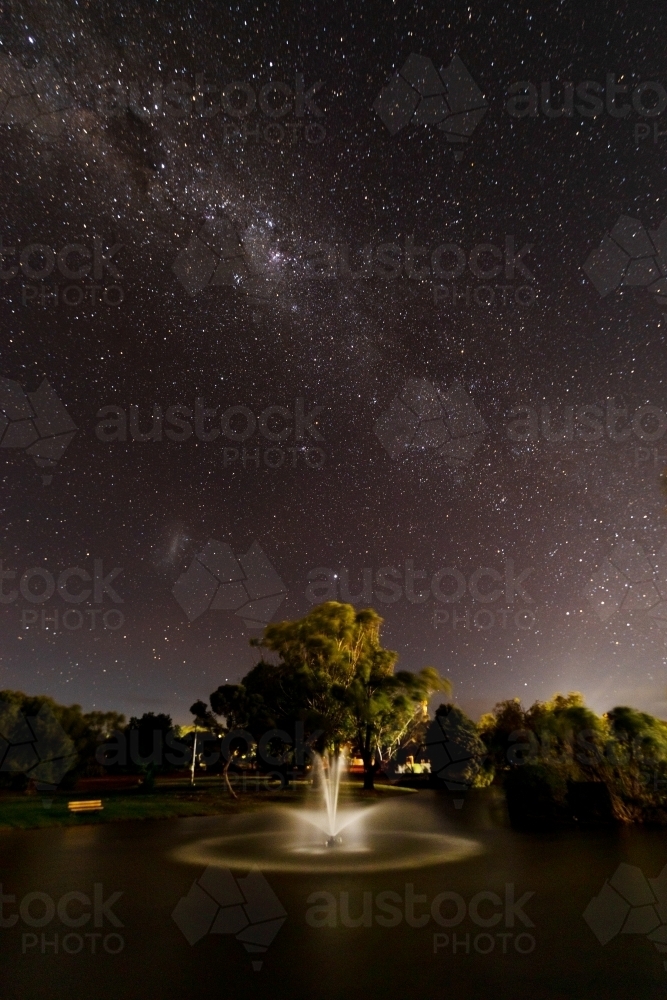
[{"left": 0, "top": 776, "right": 413, "bottom": 830}]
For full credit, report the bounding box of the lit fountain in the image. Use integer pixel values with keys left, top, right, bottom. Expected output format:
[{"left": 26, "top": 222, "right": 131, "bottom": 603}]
[
  {"left": 173, "top": 752, "right": 481, "bottom": 873},
  {"left": 312, "top": 752, "right": 347, "bottom": 847}
]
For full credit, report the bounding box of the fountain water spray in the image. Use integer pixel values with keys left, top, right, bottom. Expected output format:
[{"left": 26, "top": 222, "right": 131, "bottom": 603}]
[
  {"left": 173, "top": 750, "right": 483, "bottom": 873},
  {"left": 316, "top": 752, "right": 346, "bottom": 846}
]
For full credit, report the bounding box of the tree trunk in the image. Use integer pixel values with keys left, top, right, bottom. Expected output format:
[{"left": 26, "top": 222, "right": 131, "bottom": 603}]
[
  {"left": 223, "top": 753, "right": 238, "bottom": 799},
  {"left": 362, "top": 725, "right": 376, "bottom": 790}
]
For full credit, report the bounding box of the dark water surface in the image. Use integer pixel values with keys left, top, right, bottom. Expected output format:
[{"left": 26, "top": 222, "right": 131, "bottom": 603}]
[{"left": 1, "top": 791, "right": 666, "bottom": 1000}]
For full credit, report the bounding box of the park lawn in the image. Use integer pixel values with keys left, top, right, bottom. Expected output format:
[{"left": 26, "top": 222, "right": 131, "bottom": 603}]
[
  {"left": 0, "top": 794, "right": 221, "bottom": 829},
  {"left": 0, "top": 776, "right": 414, "bottom": 830},
  {"left": 0, "top": 779, "right": 291, "bottom": 830}
]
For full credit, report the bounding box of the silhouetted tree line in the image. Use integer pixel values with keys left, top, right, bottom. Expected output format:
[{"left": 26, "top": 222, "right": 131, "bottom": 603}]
[
  {"left": 436, "top": 693, "right": 667, "bottom": 825},
  {"left": 4, "top": 602, "right": 667, "bottom": 825}
]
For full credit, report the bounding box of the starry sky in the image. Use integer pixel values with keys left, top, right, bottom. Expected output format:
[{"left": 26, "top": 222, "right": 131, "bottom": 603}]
[{"left": 1, "top": 1, "right": 667, "bottom": 725}]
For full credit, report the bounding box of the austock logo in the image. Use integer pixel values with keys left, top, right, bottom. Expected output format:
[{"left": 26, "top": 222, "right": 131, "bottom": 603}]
[
  {"left": 0, "top": 700, "right": 77, "bottom": 792},
  {"left": 2, "top": 883, "right": 125, "bottom": 956},
  {"left": 0, "top": 236, "right": 125, "bottom": 308},
  {"left": 507, "top": 75, "right": 667, "bottom": 125},
  {"left": 584, "top": 862, "right": 667, "bottom": 970},
  {"left": 171, "top": 218, "right": 279, "bottom": 299},
  {"left": 583, "top": 214, "right": 667, "bottom": 312},
  {"left": 99, "top": 71, "right": 325, "bottom": 142},
  {"left": 424, "top": 708, "right": 486, "bottom": 797},
  {"left": 2, "top": 557, "right": 125, "bottom": 634},
  {"left": 373, "top": 53, "right": 488, "bottom": 159},
  {"left": 0, "top": 53, "right": 325, "bottom": 146},
  {"left": 172, "top": 867, "right": 286, "bottom": 971},
  {"left": 374, "top": 378, "right": 487, "bottom": 464},
  {"left": 306, "top": 882, "right": 536, "bottom": 956},
  {"left": 0, "top": 54, "right": 74, "bottom": 137},
  {"left": 172, "top": 539, "right": 287, "bottom": 627},
  {"left": 94, "top": 396, "right": 326, "bottom": 470},
  {"left": 174, "top": 220, "right": 536, "bottom": 310},
  {"left": 506, "top": 399, "right": 667, "bottom": 446},
  {"left": 302, "top": 235, "right": 537, "bottom": 311},
  {"left": 0, "top": 377, "right": 77, "bottom": 484},
  {"left": 584, "top": 539, "right": 667, "bottom": 630},
  {"left": 505, "top": 74, "right": 667, "bottom": 150},
  {"left": 306, "top": 557, "right": 536, "bottom": 633}
]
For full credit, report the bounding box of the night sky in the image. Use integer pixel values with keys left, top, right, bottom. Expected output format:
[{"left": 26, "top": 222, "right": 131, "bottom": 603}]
[{"left": 1, "top": 1, "right": 667, "bottom": 725}]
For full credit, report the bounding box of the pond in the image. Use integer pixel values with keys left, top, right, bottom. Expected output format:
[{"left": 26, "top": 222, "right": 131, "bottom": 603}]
[{"left": 1, "top": 790, "right": 666, "bottom": 1000}]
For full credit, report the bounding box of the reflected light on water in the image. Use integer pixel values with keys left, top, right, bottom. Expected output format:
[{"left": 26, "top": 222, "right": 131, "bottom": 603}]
[{"left": 172, "top": 791, "right": 482, "bottom": 874}]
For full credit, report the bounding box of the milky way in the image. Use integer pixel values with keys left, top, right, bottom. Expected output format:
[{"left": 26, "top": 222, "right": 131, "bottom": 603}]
[{"left": 1, "top": 1, "right": 666, "bottom": 723}]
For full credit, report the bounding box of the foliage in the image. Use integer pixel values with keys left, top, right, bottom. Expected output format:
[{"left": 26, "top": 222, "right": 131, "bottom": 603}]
[
  {"left": 479, "top": 691, "right": 667, "bottom": 823},
  {"left": 427, "top": 703, "right": 493, "bottom": 789},
  {"left": 124, "top": 712, "right": 177, "bottom": 773},
  {"left": 209, "top": 602, "right": 450, "bottom": 788},
  {"left": 189, "top": 700, "right": 219, "bottom": 732},
  {"left": 0, "top": 689, "right": 126, "bottom": 790}
]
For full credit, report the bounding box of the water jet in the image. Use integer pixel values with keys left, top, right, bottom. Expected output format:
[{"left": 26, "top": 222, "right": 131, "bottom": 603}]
[{"left": 173, "top": 751, "right": 482, "bottom": 873}]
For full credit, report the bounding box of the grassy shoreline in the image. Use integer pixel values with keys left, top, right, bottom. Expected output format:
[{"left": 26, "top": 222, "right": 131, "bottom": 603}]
[{"left": 0, "top": 777, "right": 414, "bottom": 830}]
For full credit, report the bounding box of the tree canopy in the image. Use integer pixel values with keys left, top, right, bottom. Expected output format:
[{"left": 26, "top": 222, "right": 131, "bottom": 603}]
[
  {"left": 209, "top": 601, "right": 451, "bottom": 788},
  {"left": 0, "top": 689, "right": 125, "bottom": 790}
]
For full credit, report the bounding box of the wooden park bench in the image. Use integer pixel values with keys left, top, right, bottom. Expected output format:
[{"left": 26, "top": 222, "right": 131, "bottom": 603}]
[{"left": 67, "top": 800, "right": 103, "bottom": 813}]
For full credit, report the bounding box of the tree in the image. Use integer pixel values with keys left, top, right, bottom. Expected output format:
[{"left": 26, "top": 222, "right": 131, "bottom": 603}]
[
  {"left": 187, "top": 700, "right": 222, "bottom": 787},
  {"left": 477, "top": 693, "right": 667, "bottom": 825},
  {"left": 424, "top": 703, "right": 492, "bottom": 791},
  {"left": 208, "top": 685, "right": 259, "bottom": 798},
  {"left": 125, "top": 712, "right": 175, "bottom": 779},
  {"left": 211, "top": 602, "right": 450, "bottom": 791},
  {"left": 478, "top": 698, "right": 527, "bottom": 772},
  {"left": 335, "top": 659, "right": 451, "bottom": 789},
  {"left": 250, "top": 601, "right": 382, "bottom": 745},
  {"left": 605, "top": 706, "right": 667, "bottom": 805},
  {"left": 82, "top": 710, "right": 127, "bottom": 742},
  {"left": 189, "top": 700, "right": 215, "bottom": 728},
  {"left": 0, "top": 690, "right": 126, "bottom": 790},
  {"left": 606, "top": 706, "right": 667, "bottom": 758},
  {"left": 479, "top": 692, "right": 608, "bottom": 778}
]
